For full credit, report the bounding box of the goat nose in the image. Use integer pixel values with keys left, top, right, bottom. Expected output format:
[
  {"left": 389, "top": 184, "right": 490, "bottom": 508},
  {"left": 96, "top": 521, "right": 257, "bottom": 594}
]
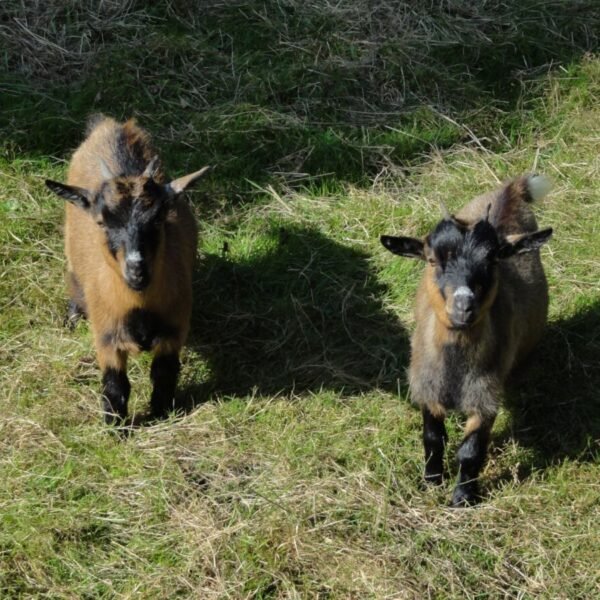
[
  {"left": 126, "top": 252, "right": 143, "bottom": 272},
  {"left": 454, "top": 286, "right": 475, "bottom": 312}
]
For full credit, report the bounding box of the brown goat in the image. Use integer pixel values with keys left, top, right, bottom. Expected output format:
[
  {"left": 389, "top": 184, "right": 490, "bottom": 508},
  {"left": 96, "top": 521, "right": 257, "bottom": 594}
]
[
  {"left": 46, "top": 115, "right": 209, "bottom": 423},
  {"left": 381, "top": 175, "right": 553, "bottom": 506}
]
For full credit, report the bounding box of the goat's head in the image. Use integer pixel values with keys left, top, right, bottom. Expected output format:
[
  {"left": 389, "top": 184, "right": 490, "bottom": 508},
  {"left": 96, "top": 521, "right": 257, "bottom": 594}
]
[
  {"left": 46, "top": 159, "right": 209, "bottom": 292},
  {"left": 381, "top": 213, "right": 552, "bottom": 330}
]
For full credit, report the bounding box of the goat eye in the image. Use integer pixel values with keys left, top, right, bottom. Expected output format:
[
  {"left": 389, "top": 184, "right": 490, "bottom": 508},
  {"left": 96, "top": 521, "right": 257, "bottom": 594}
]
[{"left": 96, "top": 221, "right": 106, "bottom": 230}]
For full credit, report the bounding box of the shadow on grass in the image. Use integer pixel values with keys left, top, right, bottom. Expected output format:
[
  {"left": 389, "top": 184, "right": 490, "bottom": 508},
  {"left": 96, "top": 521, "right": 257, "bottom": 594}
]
[
  {"left": 176, "top": 225, "right": 409, "bottom": 407},
  {"left": 1, "top": 1, "right": 597, "bottom": 194},
  {"left": 507, "top": 301, "right": 600, "bottom": 465},
  {"left": 485, "top": 301, "right": 600, "bottom": 490}
]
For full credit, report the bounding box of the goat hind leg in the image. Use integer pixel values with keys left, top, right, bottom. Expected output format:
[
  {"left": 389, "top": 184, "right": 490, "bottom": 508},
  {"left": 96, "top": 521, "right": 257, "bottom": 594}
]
[
  {"left": 150, "top": 350, "right": 181, "bottom": 418},
  {"left": 64, "top": 272, "right": 87, "bottom": 329}
]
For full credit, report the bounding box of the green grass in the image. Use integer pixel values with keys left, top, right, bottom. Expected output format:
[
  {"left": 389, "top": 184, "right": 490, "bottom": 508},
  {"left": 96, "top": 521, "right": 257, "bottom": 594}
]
[{"left": 1, "top": 1, "right": 600, "bottom": 597}]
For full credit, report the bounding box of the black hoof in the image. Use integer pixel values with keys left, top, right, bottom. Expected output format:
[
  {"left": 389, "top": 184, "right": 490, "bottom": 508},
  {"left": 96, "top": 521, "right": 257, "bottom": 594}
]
[
  {"left": 150, "top": 408, "right": 170, "bottom": 421},
  {"left": 102, "top": 403, "right": 127, "bottom": 426},
  {"left": 150, "top": 395, "right": 178, "bottom": 421},
  {"left": 450, "top": 483, "right": 480, "bottom": 508}
]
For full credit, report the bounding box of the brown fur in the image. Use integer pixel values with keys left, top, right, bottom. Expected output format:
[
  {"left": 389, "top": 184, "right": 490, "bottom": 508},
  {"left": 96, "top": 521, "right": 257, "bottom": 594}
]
[
  {"left": 383, "top": 176, "right": 551, "bottom": 503},
  {"left": 410, "top": 177, "right": 550, "bottom": 416},
  {"left": 66, "top": 121, "right": 196, "bottom": 352},
  {"left": 60, "top": 116, "right": 201, "bottom": 419},
  {"left": 410, "top": 177, "right": 550, "bottom": 487}
]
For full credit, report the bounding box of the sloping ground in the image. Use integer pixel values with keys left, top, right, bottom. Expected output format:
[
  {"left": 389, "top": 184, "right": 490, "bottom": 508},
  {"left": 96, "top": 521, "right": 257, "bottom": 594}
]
[
  {"left": 1, "top": 1, "right": 598, "bottom": 185},
  {"left": 1, "top": 2, "right": 599, "bottom": 598}
]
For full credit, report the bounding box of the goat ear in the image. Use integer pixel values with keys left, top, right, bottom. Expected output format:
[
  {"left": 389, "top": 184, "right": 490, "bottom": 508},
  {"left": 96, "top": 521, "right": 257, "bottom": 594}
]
[
  {"left": 380, "top": 235, "right": 425, "bottom": 259},
  {"left": 498, "top": 227, "right": 553, "bottom": 258},
  {"left": 165, "top": 166, "right": 211, "bottom": 197},
  {"left": 45, "top": 180, "right": 92, "bottom": 210}
]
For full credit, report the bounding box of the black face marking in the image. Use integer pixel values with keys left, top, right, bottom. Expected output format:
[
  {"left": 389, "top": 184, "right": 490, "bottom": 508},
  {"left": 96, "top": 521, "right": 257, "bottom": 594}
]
[
  {"left": 124, "top": 309, "right": 178, "bottom": 352},
  {"left": 427, "top": 219, "right": 466, "bottom": 267},
  {"left": 94, "top": 180, "right": 169, "bottom": 288},
  {"left": 429, "top": 219, "right": 499, "bottom": 270},
  {"left": 427, "top": 218, "right": 501, "bottom": 326}
]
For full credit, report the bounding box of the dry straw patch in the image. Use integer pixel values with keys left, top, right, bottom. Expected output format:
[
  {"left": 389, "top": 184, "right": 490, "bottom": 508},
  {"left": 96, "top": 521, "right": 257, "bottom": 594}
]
[{"left": 0, "top": 0, "right": 147, "bottom": 80}]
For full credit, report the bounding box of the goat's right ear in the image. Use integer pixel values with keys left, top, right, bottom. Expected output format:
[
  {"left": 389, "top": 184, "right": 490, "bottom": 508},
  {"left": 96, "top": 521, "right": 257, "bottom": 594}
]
[
  {"left": 45, "top": 180, "right": 92, "bottom": 210},
  {"left": 380, "top": 235, "right": 425, "bottom": 259},
  {"left": 498, "top": 227, "right": 553, "bottom": 259}
]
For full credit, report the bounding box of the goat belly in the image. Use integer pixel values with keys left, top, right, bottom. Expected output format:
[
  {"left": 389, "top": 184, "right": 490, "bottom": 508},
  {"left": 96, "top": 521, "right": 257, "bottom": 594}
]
[
  {"left": 101, "top": 309, "right": 179, "bottom": 353},
  {"left": 124, "top": 308, "right": 178, "bottom": 351},
  {"left": 411, "top": 343, "right": 500, "bottom": 416}
]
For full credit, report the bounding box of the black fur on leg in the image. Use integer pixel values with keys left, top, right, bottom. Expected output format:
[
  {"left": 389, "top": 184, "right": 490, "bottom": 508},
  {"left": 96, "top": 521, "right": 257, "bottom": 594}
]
[
  {"left": 451, "top": 426, "right": 491, "bottom": 507},
  {"left": 102, "top": 368, "right": 130, "bottom": 424},
  {"left": 423, "top": 407, "right": 447, "bottom": 485},
  {"left": 150, "top": 353, "right": 180, "bottom": 418}
]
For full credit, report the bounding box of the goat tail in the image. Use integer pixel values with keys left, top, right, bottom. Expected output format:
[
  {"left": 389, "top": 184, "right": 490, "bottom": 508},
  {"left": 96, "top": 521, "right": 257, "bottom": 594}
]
[
  {"left": 524, "top": 174, "right": 553, "bottom": 203},
  {"left": 491, "top": 173, "right": 552, "bottom": 228}
]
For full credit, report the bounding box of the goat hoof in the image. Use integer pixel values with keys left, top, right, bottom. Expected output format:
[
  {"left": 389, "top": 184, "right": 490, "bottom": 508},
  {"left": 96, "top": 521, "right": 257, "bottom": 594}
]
[
  {"left": 450, "top": 485, "right": 480, "bottom": 508},
  {"left": 103, "top": 405, "right": 127, "bottom": 426}
]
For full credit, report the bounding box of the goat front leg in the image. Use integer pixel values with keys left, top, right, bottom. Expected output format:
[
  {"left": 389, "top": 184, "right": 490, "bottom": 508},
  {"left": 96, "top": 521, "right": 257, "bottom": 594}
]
[
  {"left": 422, "top": 404, "right": 447, "bottom": 485},
  {"left": 150, "top": 348, "right": 181, "bottom": 419},
  {"left": 96, "top": 342, "right": 130, "bottom": 425},
  {"left": 451, "top": 413, "right": 495, "bottom": 507}
]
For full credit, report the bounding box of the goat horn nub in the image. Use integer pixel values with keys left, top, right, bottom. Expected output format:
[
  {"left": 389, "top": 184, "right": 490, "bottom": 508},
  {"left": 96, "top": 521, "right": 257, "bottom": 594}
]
[{"left": 143, "top": 155, "right": 160, "bottom": 178}]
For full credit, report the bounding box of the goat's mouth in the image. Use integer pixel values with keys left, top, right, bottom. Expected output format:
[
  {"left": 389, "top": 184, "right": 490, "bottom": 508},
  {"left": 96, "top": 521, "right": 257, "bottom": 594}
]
[
  {"left": 125, "top": 273, "right": 150, "bottom": 292},
  {"left": 448, "top": 311, "right": 477, "bottom": 330}
]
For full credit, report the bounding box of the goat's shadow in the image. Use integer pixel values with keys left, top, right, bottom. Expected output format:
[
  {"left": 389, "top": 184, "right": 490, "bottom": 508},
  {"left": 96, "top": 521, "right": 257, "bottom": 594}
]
[
  {"left": 496, "top": 300, "right": 600, "bottom": 482},
  {"left": 176, "top": 225, "right": 409, "bottom": 406}
]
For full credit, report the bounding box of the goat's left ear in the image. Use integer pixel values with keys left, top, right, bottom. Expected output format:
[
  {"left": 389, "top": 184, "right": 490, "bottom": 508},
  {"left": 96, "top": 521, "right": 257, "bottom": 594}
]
[
  {"left": 498, "top": 227, "right": 553, "bottom": 259},
  {"left": 380, "top": 235, "right": 425, "bottom": 259},
  {"left": 165, "top": 166, "right": 211, "bottom": 197},
  {"left": 45, "top": 180, "right": 92, "bottom": 210}
]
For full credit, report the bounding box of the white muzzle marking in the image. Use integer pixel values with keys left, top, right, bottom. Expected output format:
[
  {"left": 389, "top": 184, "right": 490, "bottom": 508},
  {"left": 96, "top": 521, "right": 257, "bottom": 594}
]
[
  {"left": 454, "top": 286, "right": 474, "bottom": 299},
  {"left": 126, "top": 251, "right": 142, "bottom": 264}
]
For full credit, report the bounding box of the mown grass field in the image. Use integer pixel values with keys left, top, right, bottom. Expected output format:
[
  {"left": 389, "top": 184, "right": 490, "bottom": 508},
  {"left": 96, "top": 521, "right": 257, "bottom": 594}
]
[{"left": 1, "top": 1, "right": 600, "bottom": 597}]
